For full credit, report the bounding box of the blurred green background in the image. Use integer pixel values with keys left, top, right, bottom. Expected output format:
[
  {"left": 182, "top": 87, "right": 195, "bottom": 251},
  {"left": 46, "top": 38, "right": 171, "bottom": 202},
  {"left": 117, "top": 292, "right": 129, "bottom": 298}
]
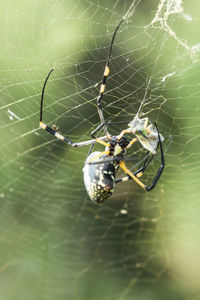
[{"left": 0, "top": 0, "right": 200, "bottom": 299}]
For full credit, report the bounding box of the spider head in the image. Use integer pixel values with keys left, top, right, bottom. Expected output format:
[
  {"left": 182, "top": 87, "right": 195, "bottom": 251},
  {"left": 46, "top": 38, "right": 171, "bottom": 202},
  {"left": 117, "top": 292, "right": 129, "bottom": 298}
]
[{"left": 128, "top": 116, "right": 164, "bottom": 154}]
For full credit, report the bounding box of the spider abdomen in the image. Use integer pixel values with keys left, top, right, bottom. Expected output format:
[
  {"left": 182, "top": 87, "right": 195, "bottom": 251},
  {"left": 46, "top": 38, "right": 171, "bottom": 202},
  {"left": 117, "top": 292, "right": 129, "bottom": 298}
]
[{"left": 83, "top": 152, "right": 117, "bottom": 204}]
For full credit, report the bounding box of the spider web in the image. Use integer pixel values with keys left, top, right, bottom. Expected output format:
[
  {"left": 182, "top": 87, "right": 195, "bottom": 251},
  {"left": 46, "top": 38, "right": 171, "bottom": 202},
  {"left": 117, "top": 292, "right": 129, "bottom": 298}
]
[{"left": 0, "top": 0, "right": 200, "bottom": 299}]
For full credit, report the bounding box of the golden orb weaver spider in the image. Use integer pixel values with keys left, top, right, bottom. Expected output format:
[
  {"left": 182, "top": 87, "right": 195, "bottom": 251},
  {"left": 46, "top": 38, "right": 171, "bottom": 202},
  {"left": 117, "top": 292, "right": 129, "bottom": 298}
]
[{"left": 39, "top": 2, "right": 165, "bottom": 204}]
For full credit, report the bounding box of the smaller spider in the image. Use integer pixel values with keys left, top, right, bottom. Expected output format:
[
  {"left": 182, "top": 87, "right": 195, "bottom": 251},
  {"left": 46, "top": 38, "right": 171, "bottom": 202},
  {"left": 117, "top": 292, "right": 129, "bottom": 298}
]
[{"left": 39, "top": 3, "right": 165, "bottom": 204}]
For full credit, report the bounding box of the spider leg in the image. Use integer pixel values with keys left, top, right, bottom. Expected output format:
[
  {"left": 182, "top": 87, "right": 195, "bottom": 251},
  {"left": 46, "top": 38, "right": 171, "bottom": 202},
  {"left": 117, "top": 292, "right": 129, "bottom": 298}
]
[
  {"left": 118, "top": 146, "right": 157, "bottom": 183},
  {"left": 86, "top": 155, "right": 121, "bottom": 165},
  {"left": 131, "top": 152, "right": 154, "bottom": 177},
  {"left": 87, "top": 125, "right": 104, "bottom": 157},
  {"left": 118, "top": 160, "right": 146, "bottom": 190},
  {"left": 115, "top": 153, "right": 152, "bottom": 184},
  {"left": 117, "top": 129, "right": 132, "bottom": 140},
  {"left": 126, "top": 137, "right": 138, "bottom": 149},
  {"left": 96, "top": 2, "right": 135, "bottom": 136},
  {"left": 116, "top": 124, "right": 165, "bottom": 191},
  {"left": 91, "top": 121, "right": 130, "bottom": 139},
  {"left": 144, "top": 123, "right": 165, "bottom": 191},
  {"left": 88, "top": 151, "right": 110, "bottom": 163},
  {"left": 39, "top": 69, "right": 108, "bottom": 147},
  {"left": 40, "top": 121, "right": 108, "bottom": 147},
  {"left": 115, "top": 176, "right": 130, "bottom": 184}
]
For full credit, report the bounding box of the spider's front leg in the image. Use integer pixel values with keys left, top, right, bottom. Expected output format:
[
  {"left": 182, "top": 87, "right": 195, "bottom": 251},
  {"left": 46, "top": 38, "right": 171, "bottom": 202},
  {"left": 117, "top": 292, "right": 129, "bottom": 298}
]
[
  {"left": 91, "top": 121, "right": 130, "bottom": 139},
  {"left": 117, "top": 126, "right": 165, "bottom": 191},
  {"left": 39, "top": 69, "right": 108, "bottom": 148}
]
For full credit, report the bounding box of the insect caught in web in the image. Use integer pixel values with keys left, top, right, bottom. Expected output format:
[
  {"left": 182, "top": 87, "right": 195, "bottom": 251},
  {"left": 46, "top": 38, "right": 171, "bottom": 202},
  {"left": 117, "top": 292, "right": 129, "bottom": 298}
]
[{"left": 39, "top": 2, "right": 165, "bottom": 204}]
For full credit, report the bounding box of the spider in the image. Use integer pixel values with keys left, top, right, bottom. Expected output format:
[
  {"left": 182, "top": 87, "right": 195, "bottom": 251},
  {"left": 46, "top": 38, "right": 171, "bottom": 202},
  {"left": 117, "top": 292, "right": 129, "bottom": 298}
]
[{"left": 39, "top": 3, "right": 165, "bottom": 204}]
